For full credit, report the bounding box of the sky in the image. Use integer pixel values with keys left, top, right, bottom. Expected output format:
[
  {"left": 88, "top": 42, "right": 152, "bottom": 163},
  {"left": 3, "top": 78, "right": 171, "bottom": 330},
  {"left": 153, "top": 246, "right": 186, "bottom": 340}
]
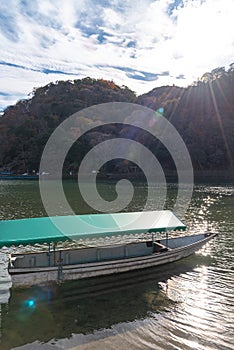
[{"left": 0, "top": 0, "right": 233, "bottom": 110}]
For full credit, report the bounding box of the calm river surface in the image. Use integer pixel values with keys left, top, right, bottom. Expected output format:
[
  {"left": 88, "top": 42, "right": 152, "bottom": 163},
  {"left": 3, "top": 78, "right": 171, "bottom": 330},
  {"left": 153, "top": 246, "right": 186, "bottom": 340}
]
[{"left": 0, "top": 180, "right": 233, "bottom": 350}]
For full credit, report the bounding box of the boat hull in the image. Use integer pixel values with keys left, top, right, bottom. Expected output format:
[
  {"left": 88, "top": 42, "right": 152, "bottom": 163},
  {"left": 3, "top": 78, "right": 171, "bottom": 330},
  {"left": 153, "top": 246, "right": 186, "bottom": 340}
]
[{"left": 8, "top": 233, "right": 216, "bottom": 287}]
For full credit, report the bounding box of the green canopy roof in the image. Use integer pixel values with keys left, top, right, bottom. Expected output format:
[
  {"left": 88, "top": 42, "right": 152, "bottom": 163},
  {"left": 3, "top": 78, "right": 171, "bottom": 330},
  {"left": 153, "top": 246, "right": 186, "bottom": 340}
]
[{"left": 0, "top": 210, "right": 186, "bottom": 248}]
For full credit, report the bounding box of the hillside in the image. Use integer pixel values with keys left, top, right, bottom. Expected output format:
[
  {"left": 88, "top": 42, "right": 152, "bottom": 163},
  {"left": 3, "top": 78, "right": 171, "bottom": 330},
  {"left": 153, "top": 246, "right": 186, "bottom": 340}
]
[
  {"left": 138, "top": 66, "right": 234, "bottom": 174},
  {"left": 0, "top": 78, "right": 136, "bottom": 173},
  {"left": 0, "top": 67, "right": 233, "bottom": 180}
]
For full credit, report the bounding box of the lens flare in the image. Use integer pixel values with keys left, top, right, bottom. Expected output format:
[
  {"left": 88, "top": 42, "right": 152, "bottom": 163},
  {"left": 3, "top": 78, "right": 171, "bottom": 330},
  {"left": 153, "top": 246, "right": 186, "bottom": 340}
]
[{"left": 26, "top": 299, "right": 35, "bottom": 308}]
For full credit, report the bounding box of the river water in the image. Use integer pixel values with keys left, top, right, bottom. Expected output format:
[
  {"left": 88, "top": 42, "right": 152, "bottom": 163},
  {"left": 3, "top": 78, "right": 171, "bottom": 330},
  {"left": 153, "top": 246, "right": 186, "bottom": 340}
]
[{"left": 0, "top": 180, "right": 233, "bottom": 350}]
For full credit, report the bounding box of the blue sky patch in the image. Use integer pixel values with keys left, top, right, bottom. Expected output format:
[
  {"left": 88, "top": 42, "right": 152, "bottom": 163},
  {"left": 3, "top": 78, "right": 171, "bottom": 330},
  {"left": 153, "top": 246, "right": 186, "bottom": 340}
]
[
  {"left": 0, "top": 61, "right": 77, "bottom": 77},
  {"left": 126, "top": 41, "right": 137, "bottom": 48},
  {"left": 176, "top": 74, "right": 186, "bottom": 79},
  {"left": 41, "top": 68, "right": 76, "bottom": 75},
  {"left": 168, "top": 0, "right": 184, "bottom": 16},
  {"left": 0, "top": 91, "right": 11, "bottom": 96},
  {"left": 113, "top": 67, "right": 162, "bottom": 81},
  {"left": 0, "top": 13, "right": 19, "bottom": 42},
  {"left": 19, "top": 0, "right": 61, "bottom": 30},
  {"left": 0, "top": 61, "right": 26, "bottom": 70}
]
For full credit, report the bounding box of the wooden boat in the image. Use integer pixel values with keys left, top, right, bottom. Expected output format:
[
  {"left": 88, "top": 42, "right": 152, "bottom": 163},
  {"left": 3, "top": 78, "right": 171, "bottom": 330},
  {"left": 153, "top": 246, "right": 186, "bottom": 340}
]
[{"left": 0, "top": 211, "right": 217, "bottom": 287}]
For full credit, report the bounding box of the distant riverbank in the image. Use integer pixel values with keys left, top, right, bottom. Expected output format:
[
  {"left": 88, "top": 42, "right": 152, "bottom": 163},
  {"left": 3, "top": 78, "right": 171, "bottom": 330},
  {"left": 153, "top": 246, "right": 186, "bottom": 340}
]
[{"left": 1, "top": 169, "right": 233, "bottom": 184}]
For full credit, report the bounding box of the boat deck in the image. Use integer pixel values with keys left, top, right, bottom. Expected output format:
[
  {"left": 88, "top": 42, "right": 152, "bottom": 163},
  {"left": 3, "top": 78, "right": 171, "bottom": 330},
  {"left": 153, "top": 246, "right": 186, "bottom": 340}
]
[{"left": 10, "top": 241, "right": 156, "bottom": 269}]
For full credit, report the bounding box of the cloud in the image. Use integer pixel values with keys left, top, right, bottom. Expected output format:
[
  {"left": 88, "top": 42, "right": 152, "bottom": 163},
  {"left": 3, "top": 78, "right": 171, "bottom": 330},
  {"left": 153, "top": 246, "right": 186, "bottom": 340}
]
[{"left": 0, "top": 0, "right": 233, "bottom": 110}]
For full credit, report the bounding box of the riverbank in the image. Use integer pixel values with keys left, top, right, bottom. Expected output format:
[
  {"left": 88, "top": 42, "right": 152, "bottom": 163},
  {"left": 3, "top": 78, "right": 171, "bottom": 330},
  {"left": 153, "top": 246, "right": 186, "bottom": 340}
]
[{"left": 0, "top": 170, "right": 233, "bottom": 184}]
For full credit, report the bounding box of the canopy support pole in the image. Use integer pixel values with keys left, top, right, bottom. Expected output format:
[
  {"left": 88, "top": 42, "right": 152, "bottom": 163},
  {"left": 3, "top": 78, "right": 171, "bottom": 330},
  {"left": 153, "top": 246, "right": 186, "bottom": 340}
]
[
  {"left": 47, "top": 243, "right": 51, "bottom": 267},
  {"left": 57, "top": 250, "right": 63, "bottom": 283},
  {"left": 166, "top": 231, "right": 169, "bottom": 248},
  {"left": 53, "top": 243, "right": 56, "bottom": 266},
  {"left": 152, "top": 232, "right": 155, "bottom": 253}
]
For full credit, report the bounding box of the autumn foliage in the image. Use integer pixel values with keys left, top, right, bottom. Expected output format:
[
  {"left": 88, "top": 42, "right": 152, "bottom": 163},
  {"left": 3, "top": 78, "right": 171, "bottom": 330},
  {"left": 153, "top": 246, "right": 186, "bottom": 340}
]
[{"left": 0, "top": 67, "right": 233, "bottom": 177}]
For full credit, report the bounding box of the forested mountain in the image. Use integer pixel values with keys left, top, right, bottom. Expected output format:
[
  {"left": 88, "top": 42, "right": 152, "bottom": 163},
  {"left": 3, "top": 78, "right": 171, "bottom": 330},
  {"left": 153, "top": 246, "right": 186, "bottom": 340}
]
[
  {"left": 0, "top": 78, "right": 136, "bottom": 173},
  {"left": 0, "top": 66, "right": 233, "bottom": 179},
  {"left": 138, "top": 66, "right": 234, "bottom": 173}
]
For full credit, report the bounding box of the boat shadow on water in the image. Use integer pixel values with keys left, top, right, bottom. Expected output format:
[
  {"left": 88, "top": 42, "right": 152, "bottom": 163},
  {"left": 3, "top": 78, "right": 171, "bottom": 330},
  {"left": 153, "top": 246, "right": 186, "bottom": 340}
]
[{"left": 0, "top": 253, "right": 214, "bottom": 350}]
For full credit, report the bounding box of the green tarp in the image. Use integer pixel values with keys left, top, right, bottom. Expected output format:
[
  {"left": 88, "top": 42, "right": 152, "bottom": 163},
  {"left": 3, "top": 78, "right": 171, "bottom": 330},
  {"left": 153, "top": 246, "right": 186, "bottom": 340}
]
[{"left": 0, "top": 210, "right": 186, "bottom": 248}]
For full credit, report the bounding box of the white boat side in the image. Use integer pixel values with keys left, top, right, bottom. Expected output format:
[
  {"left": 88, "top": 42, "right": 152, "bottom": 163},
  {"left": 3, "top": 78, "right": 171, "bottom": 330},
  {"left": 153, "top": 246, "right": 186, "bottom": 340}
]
[{"left": 8, "top": 233, "right": 217, "bottom": 287}]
